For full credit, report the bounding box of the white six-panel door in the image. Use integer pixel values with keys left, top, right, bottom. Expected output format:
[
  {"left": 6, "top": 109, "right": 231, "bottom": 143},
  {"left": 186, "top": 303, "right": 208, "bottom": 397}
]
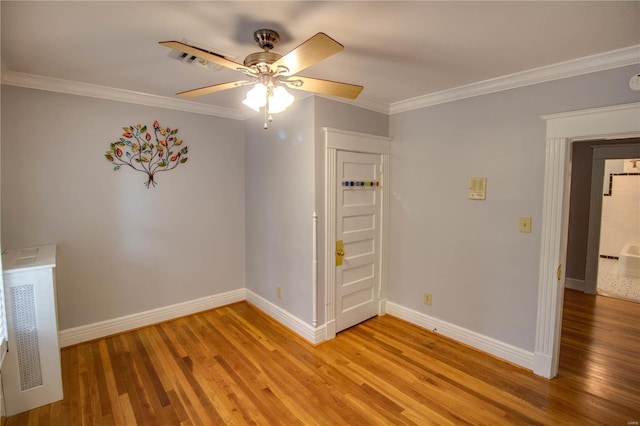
[{"left": 335, "top": 151, "right": 382, "bottom": 332}]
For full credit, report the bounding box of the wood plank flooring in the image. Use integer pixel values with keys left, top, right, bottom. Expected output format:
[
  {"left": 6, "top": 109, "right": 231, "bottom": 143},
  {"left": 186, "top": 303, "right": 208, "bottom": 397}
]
[{"left": 6, "top": 289, "right": 640, "bottom": 425}]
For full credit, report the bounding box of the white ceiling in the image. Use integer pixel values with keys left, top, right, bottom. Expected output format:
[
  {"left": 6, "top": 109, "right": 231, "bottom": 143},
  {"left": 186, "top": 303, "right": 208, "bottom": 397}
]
[{"left": 2, "top": 1, "right": 639, "bottom": 116}]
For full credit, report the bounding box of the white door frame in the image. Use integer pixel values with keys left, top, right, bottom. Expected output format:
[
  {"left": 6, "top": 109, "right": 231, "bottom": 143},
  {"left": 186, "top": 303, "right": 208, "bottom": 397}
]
[
  {"left": 323, "top": 128, "right": 391, "bottom": 340},
  {"left": 535, "top": 102, "right": 640, "bottom": 378}
]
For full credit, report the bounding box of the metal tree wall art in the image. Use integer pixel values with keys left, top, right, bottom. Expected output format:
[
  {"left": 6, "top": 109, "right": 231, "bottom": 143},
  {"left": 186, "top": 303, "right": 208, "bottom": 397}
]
[{"left": 105, "top": 121, "right": 188, "bottom": 188}]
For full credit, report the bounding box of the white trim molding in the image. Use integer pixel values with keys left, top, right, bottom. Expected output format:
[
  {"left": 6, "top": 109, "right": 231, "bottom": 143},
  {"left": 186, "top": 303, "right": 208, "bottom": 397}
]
[
  {"left": 245, "top": 290, "right": 327, "bottom": 345},
  {"left": 386, "top": 302, "right": 535, "bottom": 370},
  {"left": 312, "top": 212, "right": 319, "bottom": 328},
  {"left": 58, "top": 287, "right": 329, "bottom": 348},
  {"left": 58, "top": 288, "right": 246, "bottom": 347},
  {"left": 535, "top": 102, "right": 640, "bottom": 378},
  {"left": 3, "top": 45, "right": 637, "bottom": 118},
  {"left": 1, "top": 71, "right": 247, "bottom": 120},
  {"left": 391, "top": 45, "right": 640, "bottom": 114},
  {"left": 317, "top": 94, "right": 390, "bottom": 115},
  {"left": 542, "top": 103, "right": 640, "bottom": 140},
  {"left": 324, "top": 145, "right": 338, "bottom": 340},
  {"left": 323, "top": 127, "right": 391, "bottom": 153}
]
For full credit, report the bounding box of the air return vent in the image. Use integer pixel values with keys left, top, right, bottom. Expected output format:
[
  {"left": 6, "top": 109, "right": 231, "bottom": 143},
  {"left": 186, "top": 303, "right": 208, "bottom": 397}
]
[{"left": 167, "top": 39, "right": 238, "bottom": 72}]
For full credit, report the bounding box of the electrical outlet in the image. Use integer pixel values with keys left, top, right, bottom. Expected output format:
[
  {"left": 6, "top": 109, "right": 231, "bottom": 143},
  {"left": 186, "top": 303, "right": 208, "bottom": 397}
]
[
  {"left": 276, "top": 286, "right": 282, "bottom": 299},
  {"left": 519, "top": 217, "right": 532, "bottom": 233},
  {"left": 423, "top": 292, "right": 432, "bottom": 305}
]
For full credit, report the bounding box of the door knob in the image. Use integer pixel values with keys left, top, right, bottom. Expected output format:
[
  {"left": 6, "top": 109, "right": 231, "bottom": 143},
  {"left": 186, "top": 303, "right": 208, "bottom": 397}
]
[{"left": 336, "top": 249, "right": 345, "bottom": 256}]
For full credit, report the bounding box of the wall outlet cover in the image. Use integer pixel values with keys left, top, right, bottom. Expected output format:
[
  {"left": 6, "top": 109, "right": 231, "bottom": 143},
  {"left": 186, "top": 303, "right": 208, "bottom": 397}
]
[
  {"left": 423, "top": 292, "right": 432, "bottom": 305},
  {"left": 519, "top": 217, "right": 532, "bottom": 233}
]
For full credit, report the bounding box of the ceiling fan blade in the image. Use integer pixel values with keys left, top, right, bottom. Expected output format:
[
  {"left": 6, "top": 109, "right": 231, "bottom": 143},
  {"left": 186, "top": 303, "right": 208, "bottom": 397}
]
[
  {"left": 292, "top": 76, "right": 363, "bottom": 99},
  {"left": 176, "top": 81, "right": 250, "bottom": 99},
  {"left": 159, "top": 41, "right": 250, "bottom": 73},
  {"left": 272, "top": 33, "right": 343, "bottom": 76}
]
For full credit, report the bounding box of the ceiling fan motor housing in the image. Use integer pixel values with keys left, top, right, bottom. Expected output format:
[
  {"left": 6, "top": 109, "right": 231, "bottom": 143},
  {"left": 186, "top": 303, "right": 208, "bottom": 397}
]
[
  {"left": 244, "top": 29, "right": 283, "bottom": 69},
  {"left": 243, "top": 51, "right": 282, "bottom": 68},
  {"left": 254, "top": 29, "right": 279, "bottom": 50}
]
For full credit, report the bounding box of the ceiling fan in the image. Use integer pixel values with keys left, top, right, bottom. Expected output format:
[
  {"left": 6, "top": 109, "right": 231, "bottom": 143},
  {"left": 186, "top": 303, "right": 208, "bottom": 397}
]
[{"left": 160, "top": 29, "right": 363, "bottom": 128}]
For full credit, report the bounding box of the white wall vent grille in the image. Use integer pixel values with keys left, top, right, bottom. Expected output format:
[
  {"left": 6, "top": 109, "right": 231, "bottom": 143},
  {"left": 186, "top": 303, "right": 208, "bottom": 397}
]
[{"left": 10, "top": 284, "right": 43, "bottom": 391}]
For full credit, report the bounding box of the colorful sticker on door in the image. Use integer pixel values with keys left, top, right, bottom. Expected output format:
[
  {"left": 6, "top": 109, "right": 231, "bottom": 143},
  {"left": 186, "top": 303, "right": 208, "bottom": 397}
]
[
  {"left": 104, "top": 121, "right": 188, "bottom": 188},
  {"left": 342, "top": 181, "right": 380, "bottom": 188}
]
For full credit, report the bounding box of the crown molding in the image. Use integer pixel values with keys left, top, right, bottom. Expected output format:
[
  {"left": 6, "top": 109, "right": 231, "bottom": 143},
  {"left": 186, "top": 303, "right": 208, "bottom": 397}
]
[
  {"left": 0, "top": 71, "right": 247, "bottom": 120},
  {"left": 317, "top": 93, "right": 390, "bottom": 115},
  {"left": 3, "top": 45, "right": 638, "bottom": 118},
  {"left": 0, "top": 70, "right": 388, "bottom": 117},
  {"left": 390, "top": 44, "right": 640, "bottom": 115}
]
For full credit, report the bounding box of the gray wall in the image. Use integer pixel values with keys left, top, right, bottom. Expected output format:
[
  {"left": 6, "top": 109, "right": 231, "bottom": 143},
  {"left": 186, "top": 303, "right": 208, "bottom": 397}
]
[
  {"left": 244, "top": 96, "right": 389, "bottom": 325},
  {"left": 566, "top": 140, "right": 596, "bottom": 281},
  {"left": 244, "top": 97, "right": 316, "bottom": 323},
  {"left": 1, "top": 86, "right": 246, "bottom": 330},
  {"left": 388, "top": 65, "right": 640, "bottom": 351},
  {"left": 314, "top": 97, "right": 389, "bottom": 138}
]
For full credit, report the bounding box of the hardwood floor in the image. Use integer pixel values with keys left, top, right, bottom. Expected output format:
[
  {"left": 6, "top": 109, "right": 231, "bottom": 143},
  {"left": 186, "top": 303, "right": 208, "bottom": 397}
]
[{"left": 6, "top": 290, "right": 640, "bottom": 425}]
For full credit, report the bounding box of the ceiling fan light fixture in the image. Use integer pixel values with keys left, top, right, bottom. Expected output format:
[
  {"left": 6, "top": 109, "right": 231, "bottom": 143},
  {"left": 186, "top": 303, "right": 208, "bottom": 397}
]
[
  {"left": 242, "top": 81, "right": 294, "bottom": 115},
  {"left": 242, "top": 83, "right": 268, "bottom": 111},
  {"left": 267, "top": 86, "right": 294, "bottom": 114}
]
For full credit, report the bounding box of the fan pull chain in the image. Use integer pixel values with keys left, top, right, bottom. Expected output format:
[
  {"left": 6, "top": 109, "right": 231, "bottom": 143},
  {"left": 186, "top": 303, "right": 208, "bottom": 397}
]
[{"left": 264, "top": 96, "right": 269, "bottom": 129}]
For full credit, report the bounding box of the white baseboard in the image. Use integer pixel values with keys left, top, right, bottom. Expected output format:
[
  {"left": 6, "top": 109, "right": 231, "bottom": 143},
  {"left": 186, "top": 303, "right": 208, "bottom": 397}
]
[
  {"left": 58, "top": 289, "right": 246, "bottom": 347},
  {"left": 59, "top": 288, "right": 535, "bottom": 372},
  {"left": 385, "top": 302, "right": 535, "bottom": 371},
  {"left": 565, "top": 277, "right": 585, "bottom": 291},
  {"left": 533, "top": 351, "right": 555, "bottom": 379},
  {"left": 245, "top": 290, "right": 327, "bottom": 345}
]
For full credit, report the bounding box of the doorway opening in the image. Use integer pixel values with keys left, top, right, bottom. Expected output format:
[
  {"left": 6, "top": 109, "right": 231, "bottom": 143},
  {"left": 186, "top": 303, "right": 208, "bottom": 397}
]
[
  {"left": 535, "top": 102, "right": 640, "bottom": 379},
  {"left": 597, "top": 156, "right": 640, "bottom": 302},
  {"left": 565, "top": 139, "right": 640, "bottom": 303}
]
